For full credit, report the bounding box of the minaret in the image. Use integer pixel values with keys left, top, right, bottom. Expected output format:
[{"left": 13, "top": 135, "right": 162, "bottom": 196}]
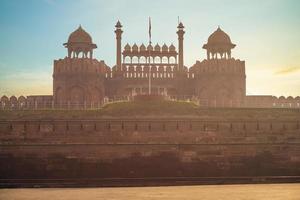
[
  {"left": 177, "top": 22, "right": 185, "bottom": 71},
  {"left": 115, "top": 20, "right": 123, "bottom": 71}
]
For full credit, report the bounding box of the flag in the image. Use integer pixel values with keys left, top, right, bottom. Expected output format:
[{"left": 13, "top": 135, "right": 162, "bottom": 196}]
[{"left": 148, "top": 17, "right": 152, "bottom": 44}]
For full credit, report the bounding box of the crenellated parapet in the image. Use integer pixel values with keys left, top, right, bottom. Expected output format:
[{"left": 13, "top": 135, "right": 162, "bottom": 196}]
[
  {"left": 0, "top": 95, "right": 53, "bottom": 109},
  {"left": 245, "top": 95, "right": 300, "bottom": 108},
  {"left": 0, "top": 95, "right": 26, "bottom": 109},
  {"left": 53, "top": 57, "right": 109, "bottom": 75},
  {"left": 190, "top": 58, "right": 245, "bottom": 75}
]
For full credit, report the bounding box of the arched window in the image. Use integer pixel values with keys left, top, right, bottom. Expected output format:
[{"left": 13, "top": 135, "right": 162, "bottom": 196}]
[
  {"left": 162, "top": 56, "right": 168, "bottom": 64},
  {"left": 169, "top": 56, "right": 176, "bottom": 64},
  {"left": 124, "top": 56, "right": 131, "bottom": 63},
  {"left": 10, "top": 96, "right": 18, "bottom": 109},
  {"left": 139, "top": 56, "right": 146, "bottom": 63},
  {"left": 154, "top": 56, "right": 160, "bottom": 63},
  {"left": 132, "top": 56, "right": 139, "bottom": 63}
]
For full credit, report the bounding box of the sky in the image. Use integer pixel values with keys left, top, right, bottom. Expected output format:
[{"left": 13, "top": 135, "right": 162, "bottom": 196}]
[{"left": 0, "top": 0, "right": 300, "bottom": 97}]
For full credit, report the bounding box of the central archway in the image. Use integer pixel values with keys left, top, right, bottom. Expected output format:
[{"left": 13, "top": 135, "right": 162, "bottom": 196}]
[{"left": 70, "top": 86, "right": 85, "bottom": 106}]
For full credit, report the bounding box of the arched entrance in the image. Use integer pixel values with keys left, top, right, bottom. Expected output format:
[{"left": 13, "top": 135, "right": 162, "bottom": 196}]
[{"left": 70, "top": 86, "right": 85, "bottom": 108}]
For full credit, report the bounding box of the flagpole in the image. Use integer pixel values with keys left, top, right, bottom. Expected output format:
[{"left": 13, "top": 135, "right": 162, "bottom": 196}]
[
  {"left": 148, "top": 17, "right": 152, "bottom": 95},
  {"left": 148, "top": 47, "right": 151, "bottom": 95}
]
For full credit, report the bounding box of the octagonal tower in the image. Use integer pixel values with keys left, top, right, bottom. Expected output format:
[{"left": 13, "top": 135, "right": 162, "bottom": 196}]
[
  {"left": 53, "top": 26, "right": 108, "bottom": 108},
  {"left": 191, "top": 27, "right": 246, "bottom": 107}
]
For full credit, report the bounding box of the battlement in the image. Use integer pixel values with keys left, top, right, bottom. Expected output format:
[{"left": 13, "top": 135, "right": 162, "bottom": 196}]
[
  {"left": 245, "top": 95, "right": 300, "bottom": 108},
  {"left": 53, "top": 57, "right": 109, "bottom": 75},
  {"left": 0, "top": 95, "right": 53, "bottom": 109},
  {"left": 191, "top": 58, "right": 245, "bottom": 75}
]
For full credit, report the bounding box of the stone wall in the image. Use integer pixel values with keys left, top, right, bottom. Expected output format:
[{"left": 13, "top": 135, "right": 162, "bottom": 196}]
[
  {"left": 1, "top": 119, "right": 299, "bottom": 141},
  {"left": 53, "top": 58, "right": 107, "bottom": 107},
  {"left": 245, "top": 95, "right": 300, "bottom": 108},
  {"left": 1, "top": 143, "right": 299, "bottom": 179},
  {"left": 0, "top": 118, "right": 299, "bottom": 179}
]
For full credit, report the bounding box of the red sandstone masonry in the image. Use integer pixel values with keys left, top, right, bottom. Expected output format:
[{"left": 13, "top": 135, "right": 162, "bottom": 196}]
[
  {"left": 2, "top": 24, "right": 300, "bottom": 109},
  {"left": 1, "top": 119, "right": 299, "bottom": 141}
]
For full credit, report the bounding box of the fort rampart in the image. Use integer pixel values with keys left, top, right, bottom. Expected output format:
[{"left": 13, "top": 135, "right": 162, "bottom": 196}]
[
  {"left": 1, "top": 118, "right": 300, "bottom": 140},
  {"left": 0, "top": 117, "right": 299, "bottom": 181}
]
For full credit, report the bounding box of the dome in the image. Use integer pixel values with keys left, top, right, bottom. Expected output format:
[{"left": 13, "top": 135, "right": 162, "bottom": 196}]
[
  {"left": 124, "top": 43, "right": 131, "bottom": 51},
  {"left": 162, "top": 43, "right": 168, "bottom": 52},
  {"left": 154, "top": 44, "right": 161, "bottom": 51},
  {"left": 177, "top": 22, "right": 184, "bottom": 29},
  {"left": 203, "top": 27, "right": 235, "bottom": 49},
  {"left": 18, "top": 96, "right": 26, "bottom": 101},
  {"left": 115, "top": 20, "right": 122, "bottom": 28},
  {"left": 1, "top": 95, "right": 8, "bottom": 102},
  {"left": 132, "top": 43, "right": 138, "bottom": 51},
  {"left": 140, "top": 44, "right": 146, "bottom": 51},
  {"left": 64, "top": 25, "right": 97, "bottom": 59},
  {"left": 169, "top": 44, "right": 176, "bottom": 52},
  {"left": 147, "top": 44, "right": 153, "bottom": 51},
  {"left": 68, "top": 25, "right": 93, "bottom": 44},
  {"left": 279, "top": 96, "right": 285, "bottom": 100},
  {"left": 208, "top": 27, "right": 231, "bottom": 44}
]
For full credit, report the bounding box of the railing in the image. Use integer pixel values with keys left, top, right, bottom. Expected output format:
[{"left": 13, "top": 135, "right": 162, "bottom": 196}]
[
  {"left": 0, "top": 96, "right": 131, "bottom": 110},
  {"left": 1, "top": 95, "right": 300, "bottom": 110}
]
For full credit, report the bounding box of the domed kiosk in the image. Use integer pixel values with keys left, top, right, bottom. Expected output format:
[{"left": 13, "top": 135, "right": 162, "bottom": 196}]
[
  {"left": 63, "top": 25, "right": 97, "bottom": 59},
  {"left": 190, "top": 26, "right": 245, "bottom": 107},
  {"left": 53, "top": 26, "right": 106, "bottom": 108},
  {"left": 203, "top": 27, "right": 236, "bottom": 59}
]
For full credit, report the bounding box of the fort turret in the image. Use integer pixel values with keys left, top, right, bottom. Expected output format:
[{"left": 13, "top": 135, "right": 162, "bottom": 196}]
[
  {"left": 191, "top": 26, "right": 246, "bottom": 107},
  {"left": 202, "top": 26, "right": 236, "bottom": 60},
  {"left": 63, "top": 25, "right": 97, "bottom": 59},
  {"left": 53, "top": 26, "right": 107, "bottom": 108}
]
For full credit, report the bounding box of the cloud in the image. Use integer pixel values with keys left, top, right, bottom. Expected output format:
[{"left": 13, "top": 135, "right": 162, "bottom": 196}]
[{"left": 274, "top": 66, "right": 300, "bottom": 75}]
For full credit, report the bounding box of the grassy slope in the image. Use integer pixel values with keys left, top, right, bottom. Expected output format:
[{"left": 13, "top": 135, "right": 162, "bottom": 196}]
[{"left": 0, "top": 100, "right": 299, "bottom": 120}]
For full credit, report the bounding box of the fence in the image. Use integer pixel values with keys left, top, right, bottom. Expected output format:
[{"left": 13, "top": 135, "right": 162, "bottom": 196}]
[{"left": 1, "top": 95, "right": 300, "bottom": 110}]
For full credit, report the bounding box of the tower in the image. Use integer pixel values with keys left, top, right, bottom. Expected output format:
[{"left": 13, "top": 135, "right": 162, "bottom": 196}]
[
  {"left": 53, "top": 26, "right": 106, "bottom": 108},
  {"left": 191, "top": 27, "right": 245, "bottom": 107},
  {"left": 202, "top": 26, "right": 236, "bottom": 60},
  {"left": 176, "top": 22, "right": 185, "bottom": 71},
  {"left": 115, "top": 20, "right": 123, "bottom": 71},
  {"left": 63, "top": 25, "right": 97, "bottom": 59}
]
